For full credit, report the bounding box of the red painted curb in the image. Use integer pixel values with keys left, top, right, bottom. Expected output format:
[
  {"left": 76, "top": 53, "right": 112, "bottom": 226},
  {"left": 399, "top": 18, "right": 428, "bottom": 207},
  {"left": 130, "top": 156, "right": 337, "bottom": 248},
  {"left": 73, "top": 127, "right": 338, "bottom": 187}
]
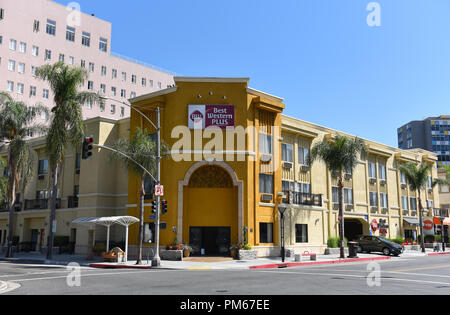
[
  {"left": 249, "top": 256, "right": 391, "bottom": 269},
  {"left": 428, "top": 252, "right": 450, "bottom": 256},
  {"left": 89, "top": 263, "right": 152, "bottom": 269}
]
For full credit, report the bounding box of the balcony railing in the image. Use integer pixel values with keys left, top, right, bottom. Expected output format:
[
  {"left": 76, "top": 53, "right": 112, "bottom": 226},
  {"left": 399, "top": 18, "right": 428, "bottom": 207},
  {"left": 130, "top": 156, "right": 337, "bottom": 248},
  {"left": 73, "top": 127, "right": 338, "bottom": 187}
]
[
  {"left": 433, "top": 208, "right": 449, "bottom": 218},
  {"left": 0, "top": 202, "right": 22, "bottom": 212},
  {"left": 68, "top": 196, "right": 79, "bottom": 209},
  {"left": 285, "top": 191, "right": 323, "bottom": 207},
  {"left": 24, "top": 199, "right": 61, "bottom": 211}
]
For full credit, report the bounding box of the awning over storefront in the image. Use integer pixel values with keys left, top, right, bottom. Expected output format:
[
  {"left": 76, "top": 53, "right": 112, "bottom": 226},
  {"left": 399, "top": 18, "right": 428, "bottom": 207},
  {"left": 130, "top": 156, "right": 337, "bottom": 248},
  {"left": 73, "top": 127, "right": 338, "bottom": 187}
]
[
  {"left": 443, "top": 218, "right": 450, "bottom": 226},
  {"left": 403, "top": 218, "right": 420, "bottom": 226}
]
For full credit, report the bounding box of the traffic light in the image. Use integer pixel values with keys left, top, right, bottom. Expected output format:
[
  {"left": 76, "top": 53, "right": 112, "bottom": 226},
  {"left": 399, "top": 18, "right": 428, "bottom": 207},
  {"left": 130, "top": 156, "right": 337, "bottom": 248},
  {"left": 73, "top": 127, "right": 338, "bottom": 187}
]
[
  {"left": 82, "top": 135, "right": 94, "bottom": 160},
  {"left": 151, "top": 200, "right": 157, "bottom": 214},
  {"left": 161, "top": 199, "right": 168, "bottom": 214}
]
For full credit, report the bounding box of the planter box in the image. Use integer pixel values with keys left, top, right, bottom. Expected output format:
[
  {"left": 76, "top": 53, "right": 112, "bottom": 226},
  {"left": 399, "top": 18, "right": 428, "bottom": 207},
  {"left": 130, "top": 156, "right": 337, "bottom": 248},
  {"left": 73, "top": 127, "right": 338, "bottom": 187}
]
[
  {"left": 160, "top": 250, "right": 183, "bottom": 261},
  {"left": 238, "top": 249, "right": 257, "bottom": 260}
]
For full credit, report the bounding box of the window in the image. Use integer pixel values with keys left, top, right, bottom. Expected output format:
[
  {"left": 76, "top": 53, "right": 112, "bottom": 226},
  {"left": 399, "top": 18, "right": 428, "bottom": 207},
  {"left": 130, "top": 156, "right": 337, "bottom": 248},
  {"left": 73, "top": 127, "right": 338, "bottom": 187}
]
[
  {"left": 427, "top": 200, "right": 434, "bottom": 208},
  {"left": 111, "top": 87, "right": 116, "bottom": 96},
  {"left": 86, "top": 99, "right": 92, "bottom": 109},
  {"left": 298, "top": 182, "right": 311, "bottom": 194},
  {"left": 380, "top": 193, "right": 388, "bottom": 208},
  {"left": 149, "top": 80, "right": 154, "bottom": 87},
  {"left": 0, "top": 36, "right": 2, "bottom": 44},
  {"left": 32, "top": 45, "right": 39, "bottom": 57},
  {"left": 99, "top": 37, "right": 108, "bottom": 52},
  {"left": 18, "top": 63, "right": 25, "bottom": 74},
  {"left": 121, "top": 89, "right": 126, "bottom": 98},
  {"left": 259, "top": 174, "right": 274, "bottom": 194},
  {"left": 295, "top": 224, "right": 308, "bottom": 243},
  {"left": 112, "top": 69, "right": 117, "bottom": 79},
  {"left": 38, "top": 160, "right": 49, "bottom": 175},
  {"left": 17, "top": 83, "right": 24, "bottom": 95},
  {"left": 344, "top": 188, "right": 353, "bottom": 204},
  {"left": 101, "top": 66, "right": 107, "bottom": 76},
  {"left": 30, "top": 86, "right": 36, "bottom": 97},
  {"left": 66, "top": 26, "right": 75, "bottom": 42},
  {"left": 130, "top": 92, "right": 136, "bottom": 98},
  {"left": 100, "top": 84, "right": 106, "bottom": 94},
  {"left": 89, "top": 62, "right": 94, "bottom": 73},
  {"left": 281, "top": 143, "right": 293, "bottom": 162},
  {"left": 110, "top": 104, "right": 116, "bottom": 114},
  {"left": 46, "top": 19, "right": 56, "bottom": 35},
  {"left": 69, "top": 56, "right": 74, "bottom": 65},
  {"left": 120, "top": 107, "right": 125, "bottom": 118},
  {"left": 8, "top": 60, "right": 15, "bottom": 71},
  {"left": 410, "top": 197, "right": 417, "bottom": 211},
  {"left": 87, "top": 81, "right": 94, "bottom": 91},
  {"left": 282, "top": 180, "right": 295, "bottom": 193},
  {"left": 43, "top": 89, "right": 49, "bottom": 99},
  {"left": 142, "top": 78, "right": 147, "bottom": 87},
  {"left": 121, "top": 72, "right": 126, "bottom": 81},
  {"left": 368, "top": 162, "right": 376, "bottom": 178},
  {"left": 0, "top": 8, "right": 4, "bottom": 20},
  {"left": 158, "top": 82, "right": 162, "bottom": 89},
  {"left": 427, "top": 176, "right": 433, "bottom": 189},
  {"left": 378, "top": 164, "right": 386, "bottom": 180},
  {"left": 36, "top": 190, "right": 49, "bottom": 200},
  {"left": 31, "top": 66, "right": 36, "bottom": 77},
  {"left": 259, "top": 133, "right": 272, "bottom": 155},
  {"left": 441, "top": 184, "right": 449, "bottom": 193},
  {"left": 45, "top": 49, "right": 52, "bottom": 61},
  {"left": 33, "top": 20, "right": 40, "bottom": 32},
  {"left": 19, "top": 42, "right": 26, "bottom": 53},
  {"left": 298, "top": 146, "right": 310, "bottom": 165},
  {"left": 7, "top": 81, "right": 14, "bottom": 92},
  {"left": 9, "top": 39, "right": 16, "bottom": 50},
  {"left": 400, "top": 171, "right": 407, "bottom": 184},
  {"left": 131, "top": 75, "right": 137, "bottom": 84},
  {"left": 259, "top": 223, "right": 273, "bottom": 243},
  {"left": 369, "top": 192, "right": 378, "bottom": 207},
  {"left": 82, "top": 32, "right": 90, "bottom": 46},
  {"left": 59, "top": 54, "right": 65, "bottom": 63},
  {"left": 401, "top": 196, "right": 408, "bottom": 210},
  {"left": 332, "top": 186, "right": 338, "bottom": 203},
  {"left": 80, "top": 60, "right": 85, "bottom": 68}
]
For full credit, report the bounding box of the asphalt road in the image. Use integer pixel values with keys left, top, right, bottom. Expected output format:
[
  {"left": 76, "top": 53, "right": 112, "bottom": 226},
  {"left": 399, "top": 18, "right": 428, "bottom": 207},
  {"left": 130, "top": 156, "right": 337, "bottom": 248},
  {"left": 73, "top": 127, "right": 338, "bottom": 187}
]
[{"left": 1, "top": 254, "right": 450, "bottom": 295}]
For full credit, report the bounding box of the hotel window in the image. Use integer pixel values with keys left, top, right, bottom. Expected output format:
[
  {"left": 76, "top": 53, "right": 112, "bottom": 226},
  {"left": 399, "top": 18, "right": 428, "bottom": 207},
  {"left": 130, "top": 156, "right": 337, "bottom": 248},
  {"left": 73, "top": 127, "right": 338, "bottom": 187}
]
[
  {"left": 36, "top": 190, "right": 49, "bottom": 200},
  {"left": 400, "top": 171, "right": 407, "bottom": 184},
  {"left": 9, "top": 39, "right": 16, "bottom": 50},
  {"left": 427, "top": 176, "right": 432, "bottom": 189},
  {"left": 87, "top": 81, "right": 94, "bottom": 91},
  {"left": 101, "top": 66, "right": 107, "bottom": 76},
  {"left": 298, "top": 182, "right": 311, "bottom": 194},
  {"left": 295, "top": 224, "right": 308, "bottom": 243},
  {"left": 82, "top": 32, "right": 91, "bottom": 47},
  {"left": 111, "top": 87, "right": 117, "bottom": 96},
  {"left": 30, "top": 86, "right": 36, "bottom": 97},
  {"left": 66, "top": 26, "right": 75, "bottom": 42},
  {"left": 112, "top": 69, "right": 117, "bottom": 79},
  {"left": 282, "top": 180, "right": 295, "bottom": 193},
  {"left": 332, "top": 186, "right": 338, "bottom": 203},
  {"left": 69, "top": 56, "right": 74, "bottom": 65},
  {"left": 32, "top": 45, "right": 39, "bottom": 57},
  {"left": 45, "top": 49, "right": 52, "bottom": 61},
  {"left": 368, "top": 162, "right": 376, "bottom": 178},
  {"left": 99, "top": 38, "right": 108, "bottom": 52},
  {"left": 378, "top": 164, "right": 386, "bottom": 180},
  {"left": 0, "top": 36, "right": 2, "bottom": 45},
  {"left": 17, "top": 83, "right": 24, "bottom": 95},
  {"left": 19, "top": 42, "right": 26, "bottom": 53},
  {"left": 89, "top": 62, "right": 94, "bottom": 73},
  {"left": 120, "top": 107, "right": 125, "bottom": 118},
  {"left": 281, "top": 143, "right": 293, "bottom": 162},
  {"left": 7, "top": 81, "right": 14, "bottom": 92},
  {"left": 8, "top": 60, "right": 15, "bottom": 71},
  {"left": 43, "top": 89, "right": 49, "bottom": 99},
  {"left": 130, "top": 92, "right": 136, "bottom": 98},
  {"left": 46, "top": 19, "right": 56, "bottom": 35},
  {"left": 410, "top": 197, "right": 417, "bottom": 211},
  {"left": 121, "top": 89, "right": 126, "bottom": 98},
  {"left": 59, "top": 54, "right": 65, "bottom": 63},
  {"left": 31, "top": 66, "right": 36, "bottom": 77},
  {"left": 259, "top": 174, "right": 274, "bottom": 194},
  {"left": 100, "top": 84, "right": 106, "bottom": 94},
  {"left": 110, "top": 104, "right": 116, "bottom": 114},
  {"left": 427, "top": 200, "right": 434, "bottom": 208},
  {"left": 380, "top": 193, "right": 388, "bottom": 208},
  {"left": 369, "top": 192, "right": 378, "bottom": 207},
  {"left": 401, "top": 196, "right": 408, "bottom": 210},
  {"left": 142, "top": 78, "right": 147, "bottom": 87},
  {"left": 259, "top": 133, "right": 272, "bottom": 155},
  {"left": 158, "top": 82, "right": 162, "bottom": 89},
  {"left": 99, "top": 103, "right": 105, "bottom": 112},
  {"left": 81, "top": 60, "right": 86, "bottom": 68},
  {"left": 149, "top": 80, "right": 154, "bottom": 87},
  {"left": 33, "top": 20, "right": 40, "bottom": 32},
  {"left": 131, "top": 75, "right": 137, "bottom": 84},
  {"left": 121, "top": 72, "right": 127, "bottom": 81},
  {"left": 344, "top": 188, "right": 353, "bottom": 204},
  {"left": 0, "top": 8, "right": 4, "bottom": 20},
  {"left": 86, "top": 99, "right": 92, "bottom": 109},
  {"left": 298, "top": 146, "right": 310, "bottom": 165},
  {"left": 38, "top": 160, "right": 49, "bottom": 175},
  {"left": 259, "top": 223, "right": 273, "bottom": 244}
]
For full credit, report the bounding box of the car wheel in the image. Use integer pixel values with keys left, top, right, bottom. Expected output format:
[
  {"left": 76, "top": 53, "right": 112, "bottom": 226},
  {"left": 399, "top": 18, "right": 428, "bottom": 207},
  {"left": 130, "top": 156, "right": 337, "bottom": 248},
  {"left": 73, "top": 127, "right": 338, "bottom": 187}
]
[
  {"left": 382, "top": 247, "right": 391, "bottom": 256},
  {"left": 357, "top": 245, "right": 363, "bottom": 253}
]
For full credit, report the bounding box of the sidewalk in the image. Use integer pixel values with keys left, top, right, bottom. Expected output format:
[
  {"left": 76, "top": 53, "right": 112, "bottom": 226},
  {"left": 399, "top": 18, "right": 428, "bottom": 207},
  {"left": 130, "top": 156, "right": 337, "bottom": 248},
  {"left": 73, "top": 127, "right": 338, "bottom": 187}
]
[{"left": 1, "top": 249, "right": 449, "bottom": 270}]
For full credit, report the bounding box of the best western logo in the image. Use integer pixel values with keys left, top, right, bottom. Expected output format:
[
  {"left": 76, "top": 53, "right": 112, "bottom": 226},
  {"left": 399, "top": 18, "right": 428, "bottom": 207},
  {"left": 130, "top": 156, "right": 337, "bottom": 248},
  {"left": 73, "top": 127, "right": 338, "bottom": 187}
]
[{"left": 190, "top": 110, "right": 204, "bottom": 123}]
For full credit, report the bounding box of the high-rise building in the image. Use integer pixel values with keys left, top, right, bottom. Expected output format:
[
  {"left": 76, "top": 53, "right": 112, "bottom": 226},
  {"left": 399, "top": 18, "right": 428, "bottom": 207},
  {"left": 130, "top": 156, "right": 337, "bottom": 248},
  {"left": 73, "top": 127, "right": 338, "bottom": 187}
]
[
  {"left": 397, "top": 116, "right": 450, "bottom": 167},
  {"left": 0, "top": 0, "right": 175, "bottom": 128}
]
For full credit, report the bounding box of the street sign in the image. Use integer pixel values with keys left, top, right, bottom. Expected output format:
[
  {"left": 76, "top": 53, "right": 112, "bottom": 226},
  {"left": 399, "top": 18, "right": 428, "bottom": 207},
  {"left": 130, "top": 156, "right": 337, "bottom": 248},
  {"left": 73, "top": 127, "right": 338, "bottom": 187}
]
[
  {"left": 155, "top": 185, "right": 164, "bottom": 196},
  {"left": 149, "top": 215, "right": 156, "bottom": 220}
]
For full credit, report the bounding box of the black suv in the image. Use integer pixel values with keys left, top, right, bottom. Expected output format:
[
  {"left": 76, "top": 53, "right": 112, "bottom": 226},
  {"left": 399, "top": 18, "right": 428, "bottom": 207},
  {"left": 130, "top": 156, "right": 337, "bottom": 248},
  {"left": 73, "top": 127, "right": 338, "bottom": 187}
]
[{"left": 355, "top": 235, "right": 403, "bottom": 256}]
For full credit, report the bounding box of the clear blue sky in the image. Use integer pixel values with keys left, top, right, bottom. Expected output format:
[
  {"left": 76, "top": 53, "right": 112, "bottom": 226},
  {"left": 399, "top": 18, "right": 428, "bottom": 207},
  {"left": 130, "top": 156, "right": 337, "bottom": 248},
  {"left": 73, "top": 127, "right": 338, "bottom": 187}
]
[{"left": 54, "top": 0, "right": 450, "bottom": 147}]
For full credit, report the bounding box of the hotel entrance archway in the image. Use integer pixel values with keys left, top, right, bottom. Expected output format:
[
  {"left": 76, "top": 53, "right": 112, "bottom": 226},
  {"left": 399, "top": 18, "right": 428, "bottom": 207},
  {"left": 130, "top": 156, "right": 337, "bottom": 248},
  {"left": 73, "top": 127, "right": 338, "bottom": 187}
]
[{"left": 344, "top": 218, "right": 367, "bottom": 242}]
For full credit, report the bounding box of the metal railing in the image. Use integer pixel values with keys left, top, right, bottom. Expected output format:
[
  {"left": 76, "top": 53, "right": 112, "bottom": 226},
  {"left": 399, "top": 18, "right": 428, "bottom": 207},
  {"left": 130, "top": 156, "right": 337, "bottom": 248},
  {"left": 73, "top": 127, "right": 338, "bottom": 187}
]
[
  {"left": 285, "top": 191, "right": 323, "bottom": 207},
  {"left": 434, "top": 208, "right": 449, "bottom": 218},
  {"left": 24, "top": 199, "right": 61, "bottom": 211}
]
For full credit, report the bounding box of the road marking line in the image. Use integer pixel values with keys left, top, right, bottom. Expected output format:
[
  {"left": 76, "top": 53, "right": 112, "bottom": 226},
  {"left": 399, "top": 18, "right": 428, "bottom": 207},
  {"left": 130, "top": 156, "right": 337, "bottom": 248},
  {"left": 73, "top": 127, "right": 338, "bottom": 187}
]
[
  {"left": 188, "top": 267, "right": 212, "bottom": 270},
  {"left": 391, "top": 264, "right": 450, "bottom": 273}
]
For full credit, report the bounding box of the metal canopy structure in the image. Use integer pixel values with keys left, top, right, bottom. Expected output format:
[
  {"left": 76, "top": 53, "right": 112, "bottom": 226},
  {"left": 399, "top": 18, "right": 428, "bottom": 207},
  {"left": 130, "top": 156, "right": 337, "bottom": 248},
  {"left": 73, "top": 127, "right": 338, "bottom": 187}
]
[{"left": 72, "top": 216, "right": 139, "bottom": 262}]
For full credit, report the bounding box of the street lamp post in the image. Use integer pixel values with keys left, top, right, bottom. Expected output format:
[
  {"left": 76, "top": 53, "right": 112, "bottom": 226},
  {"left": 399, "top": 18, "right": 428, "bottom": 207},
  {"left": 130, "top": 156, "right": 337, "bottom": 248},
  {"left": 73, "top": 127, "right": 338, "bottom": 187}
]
[
  {"left": 100, "top": 97, "right": 162, "bottom": 266},
  {"left": 278, "top": 205, "right": 287, "bottom": 263}
]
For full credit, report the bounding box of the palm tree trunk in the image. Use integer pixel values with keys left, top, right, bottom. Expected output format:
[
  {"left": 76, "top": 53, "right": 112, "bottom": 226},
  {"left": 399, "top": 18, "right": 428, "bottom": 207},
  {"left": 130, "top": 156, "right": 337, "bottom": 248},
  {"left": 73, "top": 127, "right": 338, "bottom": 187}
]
[
  {"left": 5, "top": 175, "right": 16, "bottom": 258},
  {"left": 136, "top": 178, "right": 145, "bottom": 265},
  {"left": 338, "top": 174, "right": 345, "bottom": 259},
  {"left": 418, "top": 191, "right": 425, "bottom": 253},
  {"left": 47, "top": 166, "right": 59, "bottom": 260}
]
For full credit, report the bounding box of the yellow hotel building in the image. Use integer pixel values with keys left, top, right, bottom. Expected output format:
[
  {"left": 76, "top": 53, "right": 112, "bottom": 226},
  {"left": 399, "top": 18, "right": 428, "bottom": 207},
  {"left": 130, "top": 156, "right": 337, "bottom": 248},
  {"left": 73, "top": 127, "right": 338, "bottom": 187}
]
[{"left": 127, "top": 77, "right": 442, "bottom": 257}]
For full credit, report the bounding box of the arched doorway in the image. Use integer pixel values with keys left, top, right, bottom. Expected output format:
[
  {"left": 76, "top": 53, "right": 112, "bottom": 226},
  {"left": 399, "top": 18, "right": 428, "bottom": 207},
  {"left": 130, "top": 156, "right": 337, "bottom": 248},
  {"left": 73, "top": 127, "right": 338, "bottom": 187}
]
[
  {"left": 182, "top": 165, "right": 238, "bottom": 256},
  {"left": 344, "top": 218, "right": 366, "bottom": 242}
]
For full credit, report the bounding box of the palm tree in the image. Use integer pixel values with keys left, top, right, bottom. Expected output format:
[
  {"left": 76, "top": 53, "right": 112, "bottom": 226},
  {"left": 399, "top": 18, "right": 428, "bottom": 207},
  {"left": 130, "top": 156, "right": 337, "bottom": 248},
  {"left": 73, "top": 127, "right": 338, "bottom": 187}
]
[
  {"left": 35, "top": 62, "right": 103, "bottom": 259},
  {"left": 0, "top": 158, "right": 7, "bottom": 205},
  {"left": 0, "top": 92, "right": 48, "bottom": 257},
  {"left": 110, "top": 127, "right": 168, "bottom": 265},
  {"left": 309, "top": 134, "right": 366, "bottom": 259},
  {"left": 398, "top": 162, "right": 446, "bottom": 253}
]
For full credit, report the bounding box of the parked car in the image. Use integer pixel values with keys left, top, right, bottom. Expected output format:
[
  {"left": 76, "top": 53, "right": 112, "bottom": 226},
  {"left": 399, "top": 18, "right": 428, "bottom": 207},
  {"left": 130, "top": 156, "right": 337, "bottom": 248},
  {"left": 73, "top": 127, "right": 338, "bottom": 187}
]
[{"left": 355, "top": 235, "right": 404, "bottom": 256}]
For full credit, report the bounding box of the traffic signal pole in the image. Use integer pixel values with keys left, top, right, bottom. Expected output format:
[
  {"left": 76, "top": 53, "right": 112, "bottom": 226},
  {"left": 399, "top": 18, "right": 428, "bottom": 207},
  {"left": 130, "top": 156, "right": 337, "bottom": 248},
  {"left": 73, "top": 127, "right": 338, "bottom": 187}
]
[{"left": 152, "top": 107, "right": 161, "bottom": 267}]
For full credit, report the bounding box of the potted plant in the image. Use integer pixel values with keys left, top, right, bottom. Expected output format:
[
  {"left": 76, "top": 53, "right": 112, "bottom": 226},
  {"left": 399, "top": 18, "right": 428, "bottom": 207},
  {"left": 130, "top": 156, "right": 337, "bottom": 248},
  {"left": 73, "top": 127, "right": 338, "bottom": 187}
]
[
  {"left": 230, "top": 244, "right": 239, "bottom": 259},
  {"left": 183, "top": 245, "right": 193, "bottom": 257}
]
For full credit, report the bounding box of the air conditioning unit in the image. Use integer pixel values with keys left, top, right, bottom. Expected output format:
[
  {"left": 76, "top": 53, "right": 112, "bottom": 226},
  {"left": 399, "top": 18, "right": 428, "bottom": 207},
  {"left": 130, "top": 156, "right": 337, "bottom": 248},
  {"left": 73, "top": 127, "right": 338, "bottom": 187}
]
[
  {"left": 38, "top": 174, "right": 45, "bottom": 180},
  {"left": 283, "top": 162, "right": 293, "bottom": 169},
  {"left": 261, "top": 194, "right": 273, "bottom": 202},
  {"left": 260, "top": 154, "right": 272, "bottom": 163},
  {"left": 344, "top": 174, "right": 352, "bottom": 180},
  {"left": 345, "top": 204, "right": 354, "bottom": 210},
  {"left": 369, "top": 178, "right": 377, "bottom": 184},
  {"left": 428, "top": 188, "right": 433, "bottom": 193},
  {"left": 403, "top": 210, "right": 409, "bottom": 215},
  {"left": 301, "top": 165, "right": 310, "bottom": 172},
  {"left": 380, "top": 180, "right": 386, "bottom": 186},
  {"left": 381, "top": 207, "right": 388, "bottom": 213},
  {"left": 332, "top": 203, "right": 339, "bottom": 210},
  {"left": 370, "top": 206, "right": 378, "bottom": 212},
  {"left": 401, "top": 184, "right": 407, "bottom": 189}
]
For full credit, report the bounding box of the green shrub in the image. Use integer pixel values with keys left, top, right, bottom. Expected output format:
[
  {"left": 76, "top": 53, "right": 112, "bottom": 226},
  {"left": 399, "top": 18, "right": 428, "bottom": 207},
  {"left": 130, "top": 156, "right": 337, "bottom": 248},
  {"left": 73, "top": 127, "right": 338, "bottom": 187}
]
[
  {"left": 390, "top": 237, "right": 405, "bottom": 245},
  {"left": 327, "top": 237, "right": 347, "bottom": 248}
]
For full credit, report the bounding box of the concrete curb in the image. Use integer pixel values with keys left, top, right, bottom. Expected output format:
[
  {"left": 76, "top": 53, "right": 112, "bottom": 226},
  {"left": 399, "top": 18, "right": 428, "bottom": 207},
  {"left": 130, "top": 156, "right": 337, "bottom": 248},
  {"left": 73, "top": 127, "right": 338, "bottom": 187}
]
[
  {"left": 0, "top": 258, "right": 93, "bottom": 267},
  {"left": 428, "top": 252, "right": 450, "bottom": 256},
  {"left": 0, "top": 281, "right": 7, "bottom": 293},
  {"left": 249, "top": 256, "right": 391, "bottom": 269},
  {"left": 89, "top": 263, "right": 152, "bottom": 269}
]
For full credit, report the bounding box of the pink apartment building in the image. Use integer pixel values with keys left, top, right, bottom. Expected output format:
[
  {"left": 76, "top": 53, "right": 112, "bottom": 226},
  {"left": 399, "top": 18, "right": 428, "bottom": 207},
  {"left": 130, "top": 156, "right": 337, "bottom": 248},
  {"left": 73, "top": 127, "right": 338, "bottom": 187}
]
[{"left": 0, "top": 0, "right": 175, "bottom": 126}]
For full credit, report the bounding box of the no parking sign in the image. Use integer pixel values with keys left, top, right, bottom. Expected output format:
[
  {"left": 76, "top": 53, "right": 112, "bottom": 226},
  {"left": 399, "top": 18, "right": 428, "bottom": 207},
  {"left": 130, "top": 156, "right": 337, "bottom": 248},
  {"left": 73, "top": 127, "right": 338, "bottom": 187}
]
[{"left": 155, "top": 185, "right": 164, "bottom": 196}]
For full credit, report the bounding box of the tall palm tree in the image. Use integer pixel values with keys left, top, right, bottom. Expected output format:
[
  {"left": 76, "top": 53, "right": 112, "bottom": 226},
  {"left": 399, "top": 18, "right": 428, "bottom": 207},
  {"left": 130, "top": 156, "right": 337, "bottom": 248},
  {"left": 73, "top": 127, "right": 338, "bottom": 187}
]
[
  {"left": 35, "top": 62, "right": 103, "bottom": 259},
  {"left": 309, "top": 134, "right": 366, "bottom": 259},
  {"left": 110, "top": 127, "right": 168, "bottom": 265},
  {"left": 0, "top": 92, "right": 48, "bottom": 257},
  {"left": 398, "top": 162, "right": 446, "bottom": 253},
  {"left": 0, "top": 158, "right": 7, "bottom": 205}
]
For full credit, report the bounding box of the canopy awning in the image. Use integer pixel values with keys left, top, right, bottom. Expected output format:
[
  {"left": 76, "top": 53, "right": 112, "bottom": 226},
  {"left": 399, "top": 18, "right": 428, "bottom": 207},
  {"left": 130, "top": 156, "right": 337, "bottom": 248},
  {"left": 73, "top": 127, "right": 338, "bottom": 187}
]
[
  {"left": 443, "top": 218, "right": 450, "bottom": 226},
  {"left": 404, "top": 218, "right": 420, "bottom": 226}
]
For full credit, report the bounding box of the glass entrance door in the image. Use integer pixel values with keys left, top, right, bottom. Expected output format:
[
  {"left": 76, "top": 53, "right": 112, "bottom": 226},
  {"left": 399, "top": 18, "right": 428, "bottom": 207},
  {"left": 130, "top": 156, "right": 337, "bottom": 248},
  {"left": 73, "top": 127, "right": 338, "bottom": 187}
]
[{"left": 189, "top": 227, "right": 231, "bottom": 256}]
